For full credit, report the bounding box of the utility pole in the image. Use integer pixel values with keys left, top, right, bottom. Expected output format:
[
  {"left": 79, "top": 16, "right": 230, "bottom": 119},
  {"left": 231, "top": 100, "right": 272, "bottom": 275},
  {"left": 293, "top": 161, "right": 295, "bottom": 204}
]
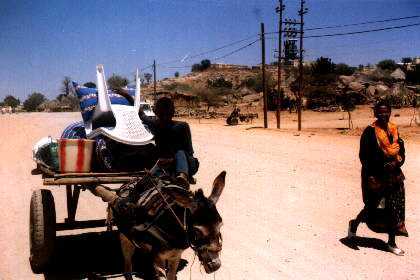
[
  {"left": 275, "top": 0, "right": 285, "bottom": 129},
  {"left": 153, "top": 59, "right": 157, "bottom": 102},
  {"left": 297, "top": 0, "right": 307, "bottom": 131},
  {"left": 261, "top": 23, "right": 268, "bottom": 129}
]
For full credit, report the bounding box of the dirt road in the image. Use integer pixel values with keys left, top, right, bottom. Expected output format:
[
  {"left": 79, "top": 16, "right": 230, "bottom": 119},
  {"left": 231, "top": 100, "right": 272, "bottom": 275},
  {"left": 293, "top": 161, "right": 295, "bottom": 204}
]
[{"left": 0, "top": 108, "right": 419, "bottom": 279}]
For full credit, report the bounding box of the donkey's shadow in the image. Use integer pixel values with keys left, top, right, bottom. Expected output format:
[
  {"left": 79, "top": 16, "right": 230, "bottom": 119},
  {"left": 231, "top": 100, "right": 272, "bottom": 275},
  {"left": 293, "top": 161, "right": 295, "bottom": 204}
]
[
  {"left": 43, "top": 230, "right": 154, "bottom": 280},
  {"left": 340, "top": 236, "right": 389, "bottom": 252}
]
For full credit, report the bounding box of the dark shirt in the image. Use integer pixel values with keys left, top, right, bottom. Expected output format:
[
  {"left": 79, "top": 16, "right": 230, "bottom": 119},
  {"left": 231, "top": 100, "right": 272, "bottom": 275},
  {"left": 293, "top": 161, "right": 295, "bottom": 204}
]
[
  {"left": 139, "top": 112, "right": 194, "bottom": 158},
  {"left": 359, "top": 125, "right": 405, "bottom": 178}
]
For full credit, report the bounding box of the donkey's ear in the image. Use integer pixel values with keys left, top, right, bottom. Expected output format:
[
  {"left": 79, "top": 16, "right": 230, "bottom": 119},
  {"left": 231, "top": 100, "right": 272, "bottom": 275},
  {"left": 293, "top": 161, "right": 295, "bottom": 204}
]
[
  {"left": 164, "top": 186, "right": 195, "bottom": 209},
  {"left": 209, "top": 171, "right": 226, "bottom": 204}
]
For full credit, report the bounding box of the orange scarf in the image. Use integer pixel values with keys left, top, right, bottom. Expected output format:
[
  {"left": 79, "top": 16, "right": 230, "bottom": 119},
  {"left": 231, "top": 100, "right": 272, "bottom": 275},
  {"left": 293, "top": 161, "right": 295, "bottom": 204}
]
[{"left": 371, "top": 121, "right": 402, "bottom": 162}]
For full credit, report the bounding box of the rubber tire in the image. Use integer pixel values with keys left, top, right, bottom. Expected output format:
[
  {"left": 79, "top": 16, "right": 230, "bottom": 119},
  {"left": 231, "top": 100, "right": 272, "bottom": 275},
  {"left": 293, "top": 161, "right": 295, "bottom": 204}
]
[{"left": 29, "top": 189, "right": 56, "bottom": 273}]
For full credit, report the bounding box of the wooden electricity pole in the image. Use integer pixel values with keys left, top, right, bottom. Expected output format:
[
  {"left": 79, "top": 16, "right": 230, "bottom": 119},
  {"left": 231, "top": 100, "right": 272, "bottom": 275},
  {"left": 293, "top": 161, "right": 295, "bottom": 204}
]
[
  {"left": 153, "top": 59, "right": 157, "bottom": 101},
  {"left": 297, "top": 0, "right": 307, "bottom": 131},
  {"left": 276, "top": 0, "right": 285, "bottom": 129},
  {"left": 261, "top": 23, "right": 268, "bottom": 129}
]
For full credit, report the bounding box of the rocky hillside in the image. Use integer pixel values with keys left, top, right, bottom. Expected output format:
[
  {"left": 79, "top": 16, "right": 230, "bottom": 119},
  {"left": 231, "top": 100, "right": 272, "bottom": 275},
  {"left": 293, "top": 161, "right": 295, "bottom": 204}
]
[
  {"left": 140, "top": 65, "right": 419, "bottom": 115},
  {"left": 336, "top": 68, "right": 417, "bottom": 107}
]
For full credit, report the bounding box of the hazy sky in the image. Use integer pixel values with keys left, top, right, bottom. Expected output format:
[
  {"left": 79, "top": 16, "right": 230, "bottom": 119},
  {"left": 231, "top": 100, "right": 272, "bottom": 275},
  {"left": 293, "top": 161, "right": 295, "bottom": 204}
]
[{"left": 0, "top": 0, "right": 419, "bottom": 100}]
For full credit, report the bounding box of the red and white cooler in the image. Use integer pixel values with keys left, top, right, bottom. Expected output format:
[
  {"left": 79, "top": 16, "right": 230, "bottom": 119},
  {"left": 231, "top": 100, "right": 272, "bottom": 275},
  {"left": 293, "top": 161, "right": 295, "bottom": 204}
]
[{"left": 58, "top": 139, "right": 95, "bottom": 173}]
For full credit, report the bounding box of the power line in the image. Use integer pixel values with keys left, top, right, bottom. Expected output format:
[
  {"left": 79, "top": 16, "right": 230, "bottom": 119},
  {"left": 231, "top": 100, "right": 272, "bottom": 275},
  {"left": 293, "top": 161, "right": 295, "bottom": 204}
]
[
  {"left": 162, "top": 38, "right": 260, "bottom": 69},
  {"left": 265, "top": 14, "right": 420, "bottom": 35},
  {"left": 156, "top": 34, "right": 259, "bottom": 66},
  {"left": 144, "top": 15, "right": 420, "bottom": 74},
  {"left": 266, "top": 22, "right": 420, "bottom": 38},
  {"left": 140, "top": 64, "right": 153, "bottom": 71},
  {"left": 304, "top": 22, "right": 420, "bottom": 38},
  {"left": 212, "top": 39, "right": 260, "bottom": 61},
  {"left": 165, "top": 65, "right": 193, "bottom": 69},
  {"left": 306, "top": 15, "right": 420, "bottom": 31}
]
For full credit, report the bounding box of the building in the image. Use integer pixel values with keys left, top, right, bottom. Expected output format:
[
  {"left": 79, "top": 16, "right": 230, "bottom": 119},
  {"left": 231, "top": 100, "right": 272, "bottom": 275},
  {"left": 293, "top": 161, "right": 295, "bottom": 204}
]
[
  {"left": 397, "top": 56, "right": 420, "bottom": 71},
  {"left": 210, "top": 63, "right": 250, "bottom": 70},
  {"left": 0, "top": 106, "right": 13, "bottom": 114}
]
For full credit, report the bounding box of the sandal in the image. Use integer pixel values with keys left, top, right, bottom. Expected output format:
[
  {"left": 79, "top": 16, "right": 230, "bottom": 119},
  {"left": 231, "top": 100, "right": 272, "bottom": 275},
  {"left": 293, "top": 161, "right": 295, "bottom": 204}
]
[{"left": 387, "top": 244, "right": 405, "bottom": 256}]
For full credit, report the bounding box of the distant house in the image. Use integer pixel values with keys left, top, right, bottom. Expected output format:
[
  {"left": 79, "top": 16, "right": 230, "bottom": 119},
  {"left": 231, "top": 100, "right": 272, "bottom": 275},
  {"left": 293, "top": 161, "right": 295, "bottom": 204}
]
[
  {"left": 0, "top": 106, "right": 13, "bottom": 114},
  {"left": 397, "top": 56, "right": 420, "bottom": 71},
  {"left": 210, "top": 63, "right": 250, "bottom": 70}
]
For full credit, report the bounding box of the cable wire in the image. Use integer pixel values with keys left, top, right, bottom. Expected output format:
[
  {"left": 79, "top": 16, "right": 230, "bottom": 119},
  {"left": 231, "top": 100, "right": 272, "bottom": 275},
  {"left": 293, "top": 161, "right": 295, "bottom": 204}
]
[
  {"left": 306, "top": 15, "right": 420, "bottom": 31},
  {"left": 162, "top": 38, "right": 260, "bottom": 68},
  {"left": 212, "top": 39, "right": 260, "bottom": 61},
  {"left": 157, "top": 34, "right": 259, "bottom": 66},
  {"left": 304, "top": 22, "right": 420, "bottom": 38}
]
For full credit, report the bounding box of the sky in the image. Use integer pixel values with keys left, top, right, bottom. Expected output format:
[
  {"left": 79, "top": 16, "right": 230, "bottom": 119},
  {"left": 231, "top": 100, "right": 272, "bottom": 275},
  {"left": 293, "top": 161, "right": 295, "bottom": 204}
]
[{"left": 0, "top": 0, "right": 419, "bottom": 100}]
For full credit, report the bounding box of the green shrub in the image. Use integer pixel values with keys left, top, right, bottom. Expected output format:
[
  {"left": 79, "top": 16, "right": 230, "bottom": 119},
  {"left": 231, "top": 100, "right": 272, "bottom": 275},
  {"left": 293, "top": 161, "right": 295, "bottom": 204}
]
[
  {"left": 242, "top": 73, "right": 275, "bottom": 92},
  {"left": 335, "top": 63, "right": 356, "bottom": 76},
  {"left": 377, "top": 59, "right": 398, "bottom": 71},
  {"left": 191, "top": 59, "right": 212, "bottom": 72},
  {"left": 306, "top": 87, "right": 337, "bottom": 109},
  {"left": 163, "top": 82, "right": 192, "bottom": 92},
  {"left": 207, "top": 76, "right": 233, "bottom": 88}
]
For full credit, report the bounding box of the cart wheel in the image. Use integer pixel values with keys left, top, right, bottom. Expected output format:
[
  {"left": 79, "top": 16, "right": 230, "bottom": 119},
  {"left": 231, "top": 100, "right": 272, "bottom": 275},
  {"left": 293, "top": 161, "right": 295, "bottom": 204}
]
[{"left": 29, "top": 189, "right": 56, "bottom": 273}]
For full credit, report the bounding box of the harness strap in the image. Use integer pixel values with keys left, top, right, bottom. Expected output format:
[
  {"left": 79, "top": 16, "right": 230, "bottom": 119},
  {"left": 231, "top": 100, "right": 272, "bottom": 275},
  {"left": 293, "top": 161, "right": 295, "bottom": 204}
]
[{"left": 151, "top": 181, "right": 187, "bottom": 231}]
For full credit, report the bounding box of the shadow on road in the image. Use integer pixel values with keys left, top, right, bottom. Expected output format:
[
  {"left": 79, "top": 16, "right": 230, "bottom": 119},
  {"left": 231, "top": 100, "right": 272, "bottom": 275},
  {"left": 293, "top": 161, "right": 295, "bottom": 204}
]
[
  {"left": 43, "top": 230, "right": 154, "bottom": 280},
  {"left": 339, "top": 236, "right": 389, "bottom": 253}
]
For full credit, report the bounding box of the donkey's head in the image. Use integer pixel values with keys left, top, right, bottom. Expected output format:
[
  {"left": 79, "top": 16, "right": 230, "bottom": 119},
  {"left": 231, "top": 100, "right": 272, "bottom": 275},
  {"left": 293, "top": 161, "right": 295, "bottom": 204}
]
[{"left": 169, "top": 171, "right": 226, "bottom": 273}]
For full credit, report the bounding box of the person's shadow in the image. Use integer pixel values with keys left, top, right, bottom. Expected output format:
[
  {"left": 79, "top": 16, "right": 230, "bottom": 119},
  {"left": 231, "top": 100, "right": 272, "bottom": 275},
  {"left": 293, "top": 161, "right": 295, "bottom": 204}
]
[
  {"left": 43, "top": 230, "right": 155, "bottom": 280},
  {"left": 340, "top": 236, "right": 389, "bottom": 252}
]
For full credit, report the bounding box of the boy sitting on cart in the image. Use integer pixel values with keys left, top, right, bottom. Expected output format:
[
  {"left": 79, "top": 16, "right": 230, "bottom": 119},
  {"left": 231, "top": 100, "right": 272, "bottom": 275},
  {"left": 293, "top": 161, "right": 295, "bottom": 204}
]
[
  {"left": 110, "top": 89, "right": 198, "bottom": 189},
  {"left": 139, "top": 97, "right": 198, "bottom": 189}
]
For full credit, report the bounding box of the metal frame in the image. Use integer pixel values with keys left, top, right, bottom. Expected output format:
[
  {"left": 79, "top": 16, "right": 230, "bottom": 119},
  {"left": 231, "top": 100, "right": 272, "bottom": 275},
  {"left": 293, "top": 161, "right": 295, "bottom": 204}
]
[{"left": 40, "top": 171, "right": 146, "bottom": 232}]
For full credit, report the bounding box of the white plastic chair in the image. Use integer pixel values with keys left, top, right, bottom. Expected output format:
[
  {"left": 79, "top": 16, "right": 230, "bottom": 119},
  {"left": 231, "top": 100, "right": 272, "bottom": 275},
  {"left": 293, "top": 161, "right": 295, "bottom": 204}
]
[{"left": 85, "top": 65, "right": 154, "bottom": 146}]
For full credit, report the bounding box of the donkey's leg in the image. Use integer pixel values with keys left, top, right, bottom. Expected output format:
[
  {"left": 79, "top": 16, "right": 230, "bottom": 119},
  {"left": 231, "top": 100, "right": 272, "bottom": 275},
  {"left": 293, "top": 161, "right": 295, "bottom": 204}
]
[
  {"left": 120, "top": 233, "right": 136, "bottom": 280},
  {"left": 153, "top": 253, "right": 167, "bottom": 280},
  {"left": 90, "top": 185, "right": 117, "bottom": 202},
  {"left": 153, "top": 250, "right": 183, "bottom": 280},
  {"left": 166, "top": 250, "right": 182, "bottom": 280}
]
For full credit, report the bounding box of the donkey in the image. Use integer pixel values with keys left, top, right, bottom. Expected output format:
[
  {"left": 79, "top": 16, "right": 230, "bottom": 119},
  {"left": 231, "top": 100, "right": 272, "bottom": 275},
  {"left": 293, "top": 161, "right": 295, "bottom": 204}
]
[{"left": 93, "top": 171, "right": 226, "bottom": 280}]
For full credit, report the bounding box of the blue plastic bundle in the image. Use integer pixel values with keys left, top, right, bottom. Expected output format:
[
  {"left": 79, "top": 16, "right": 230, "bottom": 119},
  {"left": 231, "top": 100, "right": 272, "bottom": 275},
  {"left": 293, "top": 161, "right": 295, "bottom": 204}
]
[{"left": 72, "top": 82, "right": 136, "bottom": 122}]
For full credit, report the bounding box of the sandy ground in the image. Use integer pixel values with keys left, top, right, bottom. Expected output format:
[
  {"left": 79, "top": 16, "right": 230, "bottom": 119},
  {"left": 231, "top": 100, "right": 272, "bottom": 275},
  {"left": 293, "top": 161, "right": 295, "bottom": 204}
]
[{"left": 0, "top": 106, "right": 419, "bottom": 280}]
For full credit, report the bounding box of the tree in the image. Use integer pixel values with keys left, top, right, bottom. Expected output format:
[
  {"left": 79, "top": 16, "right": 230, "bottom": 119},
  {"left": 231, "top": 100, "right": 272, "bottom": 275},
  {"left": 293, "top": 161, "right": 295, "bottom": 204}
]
[
  {"left": 377, "top": 59, "right": 398, "bottom": 71},
  {"left": 107, "top": 74, "right": 129, "bottom": 90},
  {"left": 207, "top": 76, "right": 233, "bottom": 88},
  {"left": 3, "top": 95, "right": 20, "bottom": 108},
  {"left": 243, "top": 72, "right": 276, "bottom": 93},
  {"left": 335, "top": 63, "right": 355, "bottom": 76},
  {"left": 56, "top": 93, "right": 67, "bottom": 102},
  {"left": 174, "top": 72, "right": 180, "bottom": 78},
  {"left": 401, "top": 57, "right": 413, "bottom": 72},
  {"left": 61, "top": 76, "right": 72, "bottom": 96},
  {"left": 406, "top": 64, "right": 420, "bottom": 85},
  {"left": 311, "top": 57, "right": 335, "bottom": 76},
  {"left": 23, "top": 92, "right": 47, "bottom": 112},
  {"left": 196, "top": 88, "right": 223, "bottom": 111},
  {"left": 83, "top": 82, "right": 96, "bottom": 88},
  {"left": 143, "top": 73, "right": 153, "bottom": 84},
  {"left": 191, "top": 59, "right": 212, "bottom": 72},
  {"left": 200, "top": 59, "right": 211, "bottom": 70},
  {"left": 401, "top": 57, "right": 412, "bottom": 64},
  {"left": 337, "top": 91, "right": 357, "bottom": 129}
]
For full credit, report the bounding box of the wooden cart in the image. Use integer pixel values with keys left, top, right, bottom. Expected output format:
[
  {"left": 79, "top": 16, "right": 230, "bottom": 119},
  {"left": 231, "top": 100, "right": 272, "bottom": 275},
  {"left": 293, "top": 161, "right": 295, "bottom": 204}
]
[{"left": 29, "top": 165, "right": 146, "bottom": 273}]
